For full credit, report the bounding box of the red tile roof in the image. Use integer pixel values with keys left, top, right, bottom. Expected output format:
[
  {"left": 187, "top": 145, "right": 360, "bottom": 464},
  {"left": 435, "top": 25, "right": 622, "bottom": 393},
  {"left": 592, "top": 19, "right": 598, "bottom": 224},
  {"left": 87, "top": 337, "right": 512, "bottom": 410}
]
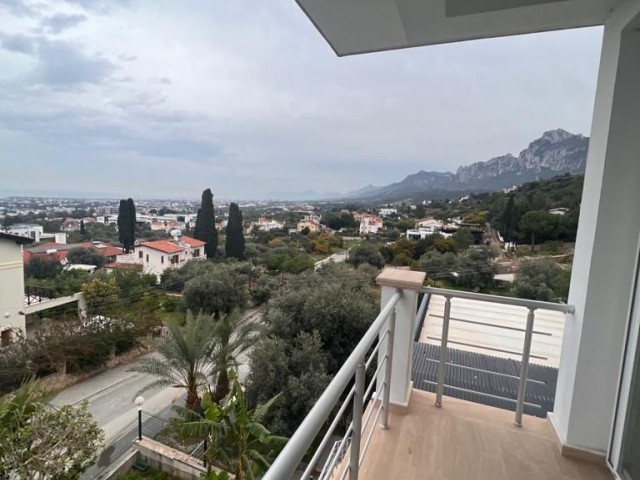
[
  {"left": 180, "top": 236, "right": 205, "bottom": 247},
  {"left": 140, "top": 240, "right": 185, "bottom": 254}
]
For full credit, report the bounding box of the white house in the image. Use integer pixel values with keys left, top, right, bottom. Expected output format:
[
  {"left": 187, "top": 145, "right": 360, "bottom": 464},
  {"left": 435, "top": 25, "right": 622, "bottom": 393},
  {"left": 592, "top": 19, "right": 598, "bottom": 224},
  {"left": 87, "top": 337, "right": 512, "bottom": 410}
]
[
  {"left": 254, "top": 217, "right": 284, "bottom": 232},
  {"left": 414, "top": 217, "right": 443, "bottom": 233},
  {"left": 359, "top": 214, "right": 384, "bottom": 235},
  {"left": 379, "top": 208, "right": 397, "bottom": 217},
  {"left": 5, "top": 224, "right": 44, "bottom": 242},
  {"left": 0, "top": 232, "right": 33, "bottom": 346},
  {"left": 135, "top": 236, "right": 206, "bottom": 279}
]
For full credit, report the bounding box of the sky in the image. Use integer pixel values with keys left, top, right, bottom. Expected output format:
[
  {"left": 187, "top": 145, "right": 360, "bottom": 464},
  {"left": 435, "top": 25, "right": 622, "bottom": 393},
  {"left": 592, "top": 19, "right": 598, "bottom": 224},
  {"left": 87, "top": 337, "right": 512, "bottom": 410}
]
[{"left": 0, "top": 0, "right": 604, "bottom": 200}]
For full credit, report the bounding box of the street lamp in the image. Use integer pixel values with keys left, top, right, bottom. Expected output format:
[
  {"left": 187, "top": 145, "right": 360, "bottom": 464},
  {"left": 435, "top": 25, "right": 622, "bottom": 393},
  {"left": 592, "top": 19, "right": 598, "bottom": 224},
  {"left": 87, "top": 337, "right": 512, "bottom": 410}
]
[{"left": 135, "top": 396, "right": 145, "bottom": 440}]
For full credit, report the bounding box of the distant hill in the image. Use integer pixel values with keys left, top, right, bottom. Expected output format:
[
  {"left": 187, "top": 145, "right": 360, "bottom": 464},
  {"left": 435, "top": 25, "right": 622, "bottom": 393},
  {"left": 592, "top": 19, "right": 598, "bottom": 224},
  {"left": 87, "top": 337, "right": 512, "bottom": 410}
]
[{"left": 345, "top": 129, "right": 588, "bottom": 203}]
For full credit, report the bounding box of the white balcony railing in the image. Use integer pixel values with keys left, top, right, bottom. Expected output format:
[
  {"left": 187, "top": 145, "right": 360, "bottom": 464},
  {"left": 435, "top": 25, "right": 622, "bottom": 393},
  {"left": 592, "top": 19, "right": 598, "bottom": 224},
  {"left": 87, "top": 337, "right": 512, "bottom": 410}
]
[{"left": 264, "top": 272, "right": 574, "bottom": 480}]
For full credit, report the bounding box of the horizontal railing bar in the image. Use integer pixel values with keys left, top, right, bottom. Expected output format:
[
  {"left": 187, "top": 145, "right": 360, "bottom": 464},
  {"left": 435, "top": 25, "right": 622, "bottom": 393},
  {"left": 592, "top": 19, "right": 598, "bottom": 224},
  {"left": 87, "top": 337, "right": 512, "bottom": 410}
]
[
  {"left": 363, "top": 356, "right": 387, "bottom": 405},
  {"left": 419, "top": 358, "right": 546, "bottom": 385},
  {"left": 365, "top": 330, "right": 389, "bottom": 370},
  {"left": 264, "top": 291, "right": 402, "bottom": 480},
  {"left": 359, "top": 396, "right": 385, "bottom": 467},
  {"left": 301, "top": 386, "right": 356, "bottom": 479},
  {"left": 430, "top": 314, "right": 552, "bottom": 336},
  {"left": 421, "top": 286, "right": 574, "bottom": 314},
  {"left": 421, "top": 380, "right": 542, "bottom": 409},
  {"left": 425, "top": 336, "right": 548, "bottom": 361},
  {"left": 322, "top": 423, "right": 353, "bottom": 480}
]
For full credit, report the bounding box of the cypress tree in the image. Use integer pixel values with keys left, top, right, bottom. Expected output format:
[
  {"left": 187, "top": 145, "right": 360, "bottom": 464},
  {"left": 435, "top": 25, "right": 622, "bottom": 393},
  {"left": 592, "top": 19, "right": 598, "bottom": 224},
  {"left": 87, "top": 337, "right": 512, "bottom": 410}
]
[
  {"left": 80, "top": 219, "right": 86, "bottom": 235},
  {"left": 194, "top": 188, "right": 218, "bottom": 258},
  {"left": 127, "top": 198, "right": 136, "bottom": 251},
  {"left": 225, "top": 202, "right": 245, "bottom": 260},
  {"left": 118, "top": 199, "right": 129, "bottom": 252}
]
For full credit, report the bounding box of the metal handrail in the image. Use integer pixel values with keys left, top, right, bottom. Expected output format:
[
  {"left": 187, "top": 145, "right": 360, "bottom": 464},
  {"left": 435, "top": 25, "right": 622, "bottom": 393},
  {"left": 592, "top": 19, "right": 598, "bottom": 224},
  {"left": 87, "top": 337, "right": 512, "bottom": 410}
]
[
  {"left": 420, "top": 286, "right": 575, "bottom": 314},
  {"left": 263, "top": 291, "right": 401, "bottom": 480},
  {"left": 421, "top": 286, "right": 574, "bottom": 426}
]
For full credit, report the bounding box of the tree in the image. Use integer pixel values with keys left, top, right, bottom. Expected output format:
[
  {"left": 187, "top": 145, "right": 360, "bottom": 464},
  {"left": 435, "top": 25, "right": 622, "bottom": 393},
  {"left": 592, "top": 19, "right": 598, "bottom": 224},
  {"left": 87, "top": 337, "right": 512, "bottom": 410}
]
[
  {"left": 24, "top": 257, "right": 63, "bottom": 279},
  {"left": 183, "top": 264, "right": 249, "bottom": 317},
  {"left": 118, "top": 199, "right": 132, "bottom": 253},
  {"left": 0, "top": 380, "right": 103, "bottom": 478},
  {"left": 195, "top": 188, "right": 218, "bottom": 259},
  {"left": 127, "top": 198, "right": 136, "bottom": 249},
  {"left": 418, "top": 250, "right": 457, "bottom": 282},
  {"left": 512, "top": 259, "right": 570, "bottom": 301},
  {"left": 66, "top": 247, "right": 106, "bottom": 268},
  {"left": 131, "top": 312, "right": 216, "bottom": 411},
  {"left": 454, "top": 246, "right": 495, "bottom": 290},
  {"left": 208, "top": 311, "right": 260, "bottom": 404},
  {"left": 502, "top": 195, "right": 516, "bottom": 242},
  {"left": 347, "top": 242, "right": 384, "bottom": 268},
  {"left": 246, "top": 333, "right": 331, "bottom": 436},
  {"left": 518, "top": 210, "right": 555, "bottom": 252},
  {"left": 80, "top": 219, "right": 86, "bottom": 236},
  {"left": 225, "top": 203, "right": 245, "bottom": 260},
  {"left": 81, "top": 277, "right": 120, "bottom": 317},
  {"left": 176, "top": 371, "right": 286, "bottom": 479},
  {"left": 452, "top": 228, "right": 473, "bottom": 252}
]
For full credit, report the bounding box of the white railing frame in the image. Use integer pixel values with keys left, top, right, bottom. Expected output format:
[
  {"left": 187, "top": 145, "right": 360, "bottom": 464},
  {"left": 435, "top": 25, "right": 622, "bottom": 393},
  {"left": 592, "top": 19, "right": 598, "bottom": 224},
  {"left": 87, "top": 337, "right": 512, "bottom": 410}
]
[{"left": 421, "top": 286, "right": 574, "bottom": 426}]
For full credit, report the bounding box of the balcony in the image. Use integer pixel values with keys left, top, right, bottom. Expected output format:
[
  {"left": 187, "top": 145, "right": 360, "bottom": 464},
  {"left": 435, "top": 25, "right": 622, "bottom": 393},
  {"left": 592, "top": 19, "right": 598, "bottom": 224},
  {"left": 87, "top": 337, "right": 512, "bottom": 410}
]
[
  {"left": 353, "top": 390, "right": 610, "bottom": 480},
  {"left": 263, "top": 268, "right": 613, "bottom": 480}
]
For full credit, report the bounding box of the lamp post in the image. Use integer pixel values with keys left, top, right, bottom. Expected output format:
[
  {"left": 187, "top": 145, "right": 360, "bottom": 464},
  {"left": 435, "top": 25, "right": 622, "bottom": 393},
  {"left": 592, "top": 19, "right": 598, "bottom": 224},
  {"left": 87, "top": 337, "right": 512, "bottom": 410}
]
[{"left": 135, "top": 396, "right": 144, "bottom": 441}]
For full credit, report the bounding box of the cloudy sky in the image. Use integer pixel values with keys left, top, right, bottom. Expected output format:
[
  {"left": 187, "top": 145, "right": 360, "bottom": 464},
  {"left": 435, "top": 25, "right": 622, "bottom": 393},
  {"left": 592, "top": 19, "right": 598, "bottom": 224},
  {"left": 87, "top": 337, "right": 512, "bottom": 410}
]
[{"left": 0, "top": 0, "right": 603, "bottom": 200}]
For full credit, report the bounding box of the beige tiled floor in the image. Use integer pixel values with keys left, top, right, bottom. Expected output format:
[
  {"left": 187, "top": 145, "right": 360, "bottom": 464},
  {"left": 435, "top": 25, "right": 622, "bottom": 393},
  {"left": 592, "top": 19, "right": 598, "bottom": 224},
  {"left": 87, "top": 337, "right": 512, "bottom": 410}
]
[{"left": 347, "top": 389, "right": 613, "bottom": 480}]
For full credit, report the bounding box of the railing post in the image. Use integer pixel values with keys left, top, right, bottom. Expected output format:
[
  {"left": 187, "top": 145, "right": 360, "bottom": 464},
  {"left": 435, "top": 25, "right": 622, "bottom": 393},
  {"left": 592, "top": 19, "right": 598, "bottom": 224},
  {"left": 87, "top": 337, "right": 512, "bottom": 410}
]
[
  {"left": 515, "top": 308, "right": 536, "bottom": 427},
  {"left": 381, "top": 308, "right": 396, "bottom": 430},
  {"left": 350, "top": 360, "right": 365, "bottom": 480},
  {"left": 435, "top": 296, "right": 452, "bottom": 408},
  {"left": 375, "top": 269, "right": 426, "bottom": 407}
]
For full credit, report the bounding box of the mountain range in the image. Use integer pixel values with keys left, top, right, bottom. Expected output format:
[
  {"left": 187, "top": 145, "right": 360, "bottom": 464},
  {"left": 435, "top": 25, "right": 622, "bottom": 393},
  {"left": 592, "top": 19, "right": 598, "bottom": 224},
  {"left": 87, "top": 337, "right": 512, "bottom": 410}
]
[{"left": 345, "top": 129, "right": 589, "bottom": 203}]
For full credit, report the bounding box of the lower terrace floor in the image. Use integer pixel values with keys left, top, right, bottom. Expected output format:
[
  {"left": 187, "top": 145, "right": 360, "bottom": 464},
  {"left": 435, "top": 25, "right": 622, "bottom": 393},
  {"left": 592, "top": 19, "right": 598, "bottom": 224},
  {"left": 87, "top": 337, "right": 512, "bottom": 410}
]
[{"left": 355, "top": 389, "right": 612, "bottom": 480}]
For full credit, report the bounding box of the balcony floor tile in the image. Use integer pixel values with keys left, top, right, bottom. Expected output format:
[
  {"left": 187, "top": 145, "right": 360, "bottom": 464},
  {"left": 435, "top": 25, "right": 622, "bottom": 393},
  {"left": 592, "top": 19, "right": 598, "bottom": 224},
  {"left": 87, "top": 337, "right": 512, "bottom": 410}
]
[{"left": 354, "top": 389, "right": 612, "bottom": 480}]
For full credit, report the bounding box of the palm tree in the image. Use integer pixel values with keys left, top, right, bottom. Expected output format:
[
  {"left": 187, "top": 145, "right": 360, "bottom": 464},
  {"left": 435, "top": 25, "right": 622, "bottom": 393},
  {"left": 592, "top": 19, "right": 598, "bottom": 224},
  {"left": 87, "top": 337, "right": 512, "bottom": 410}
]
[
  {"left": 175, "top": 370, "right": 286, "bottom": 480},
  {"left": 131, "top": 311, "right": 215, "bottom": 411},
  {"left": 208, "top": 310, "right": 260, "bottom": 404}
]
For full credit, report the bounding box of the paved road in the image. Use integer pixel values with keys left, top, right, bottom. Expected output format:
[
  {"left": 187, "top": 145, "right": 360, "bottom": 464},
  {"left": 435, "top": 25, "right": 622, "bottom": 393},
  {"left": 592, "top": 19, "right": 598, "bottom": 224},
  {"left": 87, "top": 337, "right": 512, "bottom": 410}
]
[
  {"left": 52, "top": 308, "right": 262, "bottom": 443},
  {"left": 314, "top": 250, "right": 349, "bottom": 270},
  {"left": 51, "top": 353, "right": 183, "bottom": 443}
]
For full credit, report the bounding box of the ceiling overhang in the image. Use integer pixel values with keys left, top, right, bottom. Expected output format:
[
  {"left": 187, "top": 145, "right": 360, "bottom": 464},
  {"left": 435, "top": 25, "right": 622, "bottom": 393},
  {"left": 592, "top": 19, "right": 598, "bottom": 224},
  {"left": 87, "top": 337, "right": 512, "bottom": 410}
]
[{"left": 295, "top": 0, "right": 620, "bottom": 56}]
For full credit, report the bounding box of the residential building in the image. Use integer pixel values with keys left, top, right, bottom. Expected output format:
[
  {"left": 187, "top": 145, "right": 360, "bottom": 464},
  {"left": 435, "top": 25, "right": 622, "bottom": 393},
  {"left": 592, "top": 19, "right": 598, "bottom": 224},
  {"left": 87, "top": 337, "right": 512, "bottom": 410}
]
[
  {"left": 414, "top": 217, "right": 443, "bottom": 232},
  {"left": 5, "top": 223, "right": 44, "bottom": 242},
  {"left": 297, "top": 219, "right": 320, "bottom": 233},
  {"left": 262, "top": 2, "right": 640, "bottom": 480},
  {"left": 23, "top": 241, "right": 122, "bottom": 265},
  {"left": 134, "top": 235, "right": 206, "bottom": 279},
  {"left": 0, "top": 232, "right": 33, "bottom": 346},
  {"left": 359, "top": 214, "right": 384, "bottom": 235},
  {"left": 254, "top": 217, "right": 284, "bottom": 232},
  {"left": 379, "top": 208, "right": 397, "bottom": 217}
]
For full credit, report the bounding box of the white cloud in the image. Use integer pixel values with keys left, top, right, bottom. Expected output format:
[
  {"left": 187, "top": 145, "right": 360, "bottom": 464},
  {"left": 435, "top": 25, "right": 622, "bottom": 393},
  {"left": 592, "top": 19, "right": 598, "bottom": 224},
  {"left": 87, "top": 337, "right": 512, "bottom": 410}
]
[{"left": 0, "top": 0, "right": 603, "bottom": 199}]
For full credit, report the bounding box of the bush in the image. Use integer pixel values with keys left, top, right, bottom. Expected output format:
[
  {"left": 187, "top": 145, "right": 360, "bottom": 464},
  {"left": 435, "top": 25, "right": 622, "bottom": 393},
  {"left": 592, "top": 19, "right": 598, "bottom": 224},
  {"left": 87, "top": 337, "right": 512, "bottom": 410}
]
[{"left": 512, "top": 259, "right": 569, "bottom": 301}]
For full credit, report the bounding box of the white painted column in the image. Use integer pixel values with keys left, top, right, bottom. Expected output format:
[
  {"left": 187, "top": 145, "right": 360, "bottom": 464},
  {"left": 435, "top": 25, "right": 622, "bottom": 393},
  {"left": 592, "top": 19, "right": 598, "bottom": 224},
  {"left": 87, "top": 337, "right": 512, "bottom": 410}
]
[
  {"left": 551, "top": 2, "right": 640, "bottom": 455},
  {"left": 376, "top": 268, "right": 425, "bottom": 407}
]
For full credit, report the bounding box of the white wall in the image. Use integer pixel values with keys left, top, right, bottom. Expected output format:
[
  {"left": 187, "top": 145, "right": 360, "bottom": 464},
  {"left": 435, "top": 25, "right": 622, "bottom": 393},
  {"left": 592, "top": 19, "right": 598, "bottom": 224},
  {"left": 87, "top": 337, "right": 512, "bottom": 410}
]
[
  {"left": 552, "top": 2, "right": 640, "bottom": 455},
  {"left": 0, "top": 240, "right": 27, "bottom": 340}
]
